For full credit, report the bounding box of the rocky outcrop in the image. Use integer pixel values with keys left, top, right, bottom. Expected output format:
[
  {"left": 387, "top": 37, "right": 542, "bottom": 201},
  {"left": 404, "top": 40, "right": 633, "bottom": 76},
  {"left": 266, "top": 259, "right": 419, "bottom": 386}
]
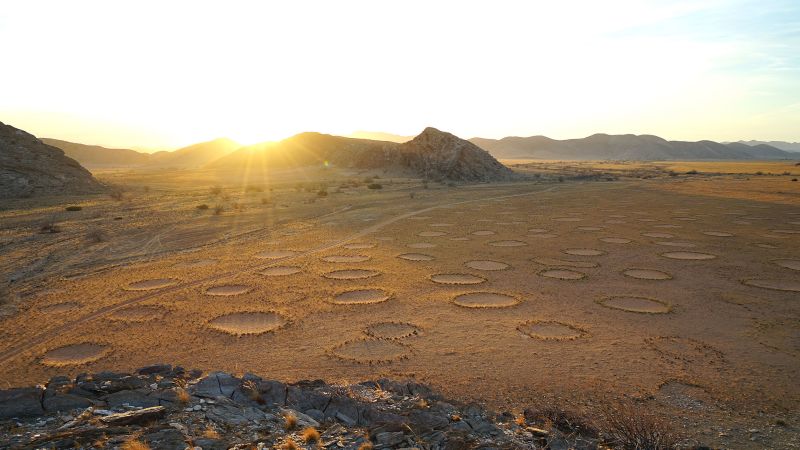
[
  {"left": 211, "top": 127, "right": 515, "bottom": 182},
  {"left": 0, "top": 366, "right": 601, "bottom": 449},
  {"left": 399, "top": 127, "right": 514, "bottom": 182},
  {"left": 0, "top": 122, "right": 105, "bottom": 198}
]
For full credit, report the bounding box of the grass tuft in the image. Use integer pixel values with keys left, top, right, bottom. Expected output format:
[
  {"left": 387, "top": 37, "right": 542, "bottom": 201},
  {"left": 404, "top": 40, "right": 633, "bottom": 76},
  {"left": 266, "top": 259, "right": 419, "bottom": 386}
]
[
  {"left": 301, "top": 427, "right": 320, "bottom": 443},
  {"left": 284, "top": 412, "right": 297, "bottom": 431}
]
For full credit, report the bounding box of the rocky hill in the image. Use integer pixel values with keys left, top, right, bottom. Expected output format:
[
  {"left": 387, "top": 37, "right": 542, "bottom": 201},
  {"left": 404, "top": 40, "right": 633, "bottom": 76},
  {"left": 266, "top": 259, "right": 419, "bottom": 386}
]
[
  {"left": 0, "top": 122, "right": 105, "bottom": 198},
  {"left": 211, "top": 128, "right": 513, "bottom": 182},
  {"left": 733, "top": 140, "right": 800, "bottom": 152},
  {"left": 146, "top": 138, "right": 241, "bottom": 168},
  {"left": 470, "top": 133, "right": 797, "bottom": 160},
  {"left": 0, "top": 366, "right": 634, "bottom": 449},
  {"left": 41, "top": 138, "right": 150, "bottom": 168}
]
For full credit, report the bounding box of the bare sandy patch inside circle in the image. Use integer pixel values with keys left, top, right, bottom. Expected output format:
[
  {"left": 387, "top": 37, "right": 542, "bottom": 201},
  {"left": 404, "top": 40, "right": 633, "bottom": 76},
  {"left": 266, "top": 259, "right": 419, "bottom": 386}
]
[
  {"left": 331, "top": 339, "right": 410, "bottom": 363},
  {"left": 528, "top": 228, "right": 549, "bottom": 233},
  {"left": 518, "top": 321, "right": 587, "bottom": 340},
  {"left": 771, "top": 229, "right": 800, "bottom": 234},
  {"left": 255, "top": 250, "right": 298, "bottom": 259},
  {"left": 754, "top": 243, "right": 778, "bottom": 249},
  {"left": 365, "top": 322, "right": 421, "bottom": 339},
  {"left": 206, "top": 285, "right": 251, "bottom": 296},
  {"left": 108, "top": 305, "right": 166, "bottom": 322},
  {"left": 661, "top": 251, "right": 716, "bottom": 260},
  {"left": 654, "top": 241, "right": 696, "bottom": 248},
  {"left": 398, "top": 253, "right": 435, "bottom": 261},
  {"left": 465, "top": 260, "right": 509, "bottom": 271},
  {"left": 41, "top": 302, "right": 80, "bottom": 314},
  {"left": 489, "top": 240, "right": 527, "bottom": 247},
  {"left": 322, "top": 255, "right": 371, "bottom": 263},
  {"left": 552, "top": 217, "right": 583, "bottom": 222},
  {"left": 41, "top": 343, "right": 109, "bottom": 366},
  {"left": 563, "top": 248, "right": 605, "bottom": 256},
  {"left": 408, "top": 243, "right": 437, "bottom": 249},
  {"left": 323, "top": 269, "right": 381, "bottom": 280},
  {"left": 332, "top": 289, "right": 391, "bottom": 305},
  {"left": 528, "top": 233, "right": 558, "bottom": 238},
  {"left": 208, "top": 312, "right": 287, "bottom": 335},
  {"left": 125, "top": 278, "right": 178, "bottom": 291},
  {"left": 703, "top": 231, "right": 734, "bottom": 237},
  {"left": 418, "top": 231, "right": 447, "bottom": 237},
  {"left": 599, "top": 296, "right": 670, "bottom": 314},
  {"left": 344, "top": 243, "right": 376, "bottom": 249},
  {"left": 261, "top": 266, "right": 302, "bottom": 276},
  {"left": 742, "top": 279, "right": 800, "bottom": 292},
  {"left": 450, "top": 237, "right": 469, "bottom": 241},
  {"left": 642, "top": 232, "right": 674, "bottom": 238},
  {"left": 623, "top": 269, "right": 672, "bottom": 280},
  {"left": 647, "top": 336, "right": 724, "bottom": 365},
  {"left": 577, "top": 226, "right": 604, "bottom": 231},
  {"left": 538, "top": 269, "right": 586, "bottom": 280},
  {"left": 471, "top": 230, "right": 496, "bottom": 236},
  {"left": 531, "top": 257, "right": 598, "bottom": 268},
  {"left": 453, "top": 292, "right": 520, "bottom": 308},
  {"left": 773, "top": 259, "right": 800, "bottom": 271},
  {"left": 430, "top": 274, "right": 486, "bottom": 285},
  {"left": 599, "top": 237, "right": 631, "bottom": 244},
  {"left": 430, "top": 223, "right": 454, "bottom": 227}
]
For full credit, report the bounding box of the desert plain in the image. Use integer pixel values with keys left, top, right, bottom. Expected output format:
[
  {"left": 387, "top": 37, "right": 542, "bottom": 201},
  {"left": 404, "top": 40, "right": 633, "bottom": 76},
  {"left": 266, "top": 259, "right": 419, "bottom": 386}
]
[{"left": 0, "top": 161, "right": 798, "bottom": 448}]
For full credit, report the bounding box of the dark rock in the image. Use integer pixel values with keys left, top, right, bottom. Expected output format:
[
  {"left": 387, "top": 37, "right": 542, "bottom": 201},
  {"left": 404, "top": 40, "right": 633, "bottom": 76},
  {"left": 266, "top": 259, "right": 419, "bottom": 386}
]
[
  {"left": 194, "top": 372, "right": 240, "bottom": 398},
  {"left": 0, "top": 387, "right": 44, "bottom": 418},
  {"left": 286, "top": 385, "right": 329, "bottom": 412},
  {"left": 103, "top": 389, "right": 159, "bottom": 408},
  {"left": 43, "top": 392, "right": 94, "bottom": 413},
  {"left": 305, "top": 408, "right": 325, "bottom": 423},
  {"left": 205, "top": 396, "right": 270, "bottom": 426},
  {"left": 194, "top": 437, "right": 228, "bottom": 450},
  {"left": 99, "top": 406, "right": 166, "bottom": 425},
  {"left": 143, "top": 427, "right": 186, "bottom": 450},
  {"left": 375, "top": 431, "right": 405, "bottom": 446},
  {"left": 409, "top": 410, "right": 450, "bottom": 432},
  {"left": 138, "top": 364, "right": 172, "bottom": 375}
]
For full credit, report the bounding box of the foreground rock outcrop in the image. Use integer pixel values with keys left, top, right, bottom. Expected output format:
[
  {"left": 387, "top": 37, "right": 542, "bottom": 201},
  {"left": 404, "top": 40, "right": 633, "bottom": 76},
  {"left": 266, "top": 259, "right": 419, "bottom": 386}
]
[
  {"left": 0, "top": 122, "right": 105, "bottom": 198},
  {"left": 0, "top": 366, "right": 606, "bottom": 449}
]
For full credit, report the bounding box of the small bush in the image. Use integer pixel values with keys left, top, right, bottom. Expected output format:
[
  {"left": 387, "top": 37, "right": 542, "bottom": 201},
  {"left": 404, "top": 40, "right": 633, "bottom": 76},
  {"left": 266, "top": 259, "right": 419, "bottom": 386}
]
[
  {"left": 686, "top": 170, "right": 698, "bottom": 175},
  {"left": 261, "top": 197, "right": 271, "bottom": 205},
  {"left": 175, "top": 387, "right": 190, "bottom": 404},
  {"left": 301, "top": 427, "right": 320, "bottom": 443},
  {"left": 668, "top": 171, "right": 677, "bottom": 177},
  {"left": 210, "top": 185, "right": 223, "bottom": 195},
  {"left": 39, "top": 218, "right": 61, "bottom": 234},
  {"left": 196, "top": 204, "right": 209, "bottom": 210},
  {"left": 317, "top": 189, "right": 328, "bottom": 197},
  {"left": 755, "top": 171, "right": 764, "bottom": 175},
  {"left": 65, "top": 205, "right": 82, "bottom": 211},
  {"left": 109, "top": 189, "right": 124, "bottom": 201},
  {"left": 557, "top": 176, "right": 564, "bottom": 183},
  {"left": 602, "top": 402, "right": 678, "bottom": 450},
  {"left": 213, "top": 205, "right": 224, "bottom": 215},
  {"left": 202, "top": 425, "right": 220, "bottom": 439},
  {"left": 367, "top": 183, "right": 383, "bottom": 190},
  {"left": 358, "top": 443, "right": 374, "bottom": 450},
  {"left": 85, "top": 228, "right": 106, "bottom": 243},
  {"left": 121, "top": 440, "right": 150, "bottom": 450},
  {"left": 409, "top": 192, "right": 415, "bottom": 199},
  {"left": 284, "top": 412, "right": 297, "bottom": 430},
  {"left": 280, "top": 438, "right": 299, "bottom": 450},
  {"left": 792, "top": 178, "right": 798, "bottom": 182}
]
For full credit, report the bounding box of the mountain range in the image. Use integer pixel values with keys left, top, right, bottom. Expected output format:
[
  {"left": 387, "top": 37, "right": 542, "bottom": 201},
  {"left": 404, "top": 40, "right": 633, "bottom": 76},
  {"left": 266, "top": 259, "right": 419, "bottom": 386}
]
[
  {"left": 731, "top": 140, "right": 800, "bottom": 152},
  {"left": 469, "top": 134, "right": 796, "bottom": 160}
]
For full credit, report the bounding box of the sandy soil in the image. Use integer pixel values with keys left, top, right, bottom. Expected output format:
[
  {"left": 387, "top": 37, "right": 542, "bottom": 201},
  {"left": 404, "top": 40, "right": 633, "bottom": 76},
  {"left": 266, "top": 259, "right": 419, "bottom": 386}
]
[{"left": 0, "top": 165, "right": 798, "bottom": 448}]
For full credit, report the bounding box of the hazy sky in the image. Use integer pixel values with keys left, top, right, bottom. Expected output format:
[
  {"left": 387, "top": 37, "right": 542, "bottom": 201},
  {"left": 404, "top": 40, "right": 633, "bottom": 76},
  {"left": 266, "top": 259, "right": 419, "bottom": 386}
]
[{"left": 1, "top": 0, "right": 798, "bottom": 150}]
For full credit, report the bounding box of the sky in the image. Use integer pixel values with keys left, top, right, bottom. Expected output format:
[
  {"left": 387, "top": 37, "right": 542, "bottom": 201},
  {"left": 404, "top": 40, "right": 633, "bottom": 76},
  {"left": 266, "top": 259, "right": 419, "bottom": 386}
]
[{"left": 1, "top": 0, "right": 798, "bottom": 150}]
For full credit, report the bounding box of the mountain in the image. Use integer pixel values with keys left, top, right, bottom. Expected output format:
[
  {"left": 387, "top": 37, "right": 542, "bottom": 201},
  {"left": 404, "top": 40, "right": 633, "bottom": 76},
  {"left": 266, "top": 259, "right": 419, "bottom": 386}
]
[
  {"left": 733, "top": 140, "right": 800, "bottom": 152},
  {"left": 146, "top": 138, "right": 240, "bottom": 168},
  {"left": 469, "top": 133, "right": 797, "bottom": 160},
  {"left": 210, "top": 127, "right": 513, "bottom": 181},
  {"left": 41, "top": 138, "right": 150, "bottom": 168},
  {"left": 0, "top": 122, "right": 105, "bottom": 198},
  {"left": 348, "top": 131, "right": 414, "bottom": 143}
]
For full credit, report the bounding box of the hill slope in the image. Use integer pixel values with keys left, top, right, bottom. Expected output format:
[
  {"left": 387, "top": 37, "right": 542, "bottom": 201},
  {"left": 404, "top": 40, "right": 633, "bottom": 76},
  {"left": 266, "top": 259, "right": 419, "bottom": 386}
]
[
  {"left": 470, "top": 134, "right": 796, "bottom": 160},
  {"left": 0, "top": 122, "right": 105, "bottom": 198},
  {"left": 733, "top": 140, "right": 800, "bottom": 152},
  {"left": 41, "top": 138, "right": 149, "bottom": 168},
  {"left": 146, "top": 138, "right": 241, "bottom": 168},
  {"left": 210, "top": 128, "right": 512, "bottom": 181}
]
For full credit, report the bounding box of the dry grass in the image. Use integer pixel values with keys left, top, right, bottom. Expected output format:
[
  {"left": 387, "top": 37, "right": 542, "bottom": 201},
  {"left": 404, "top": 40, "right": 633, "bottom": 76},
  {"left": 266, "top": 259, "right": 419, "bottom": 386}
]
[
  {"left": 120, "top": 439, "right": 150, "bottom": 450},
  {"left": 175, "top": 387, "right": 190, "bottom": 404},
  {"left": 301, "top": 426, "right": 320, "bottom": 443},
  {"left": 284, "top": 412, "right": 298, "bottom": 431},
  {"left": 280, "top": 438, "right": 299, "bottom": 450},
  {"left": 202, "top": 425, "right": 220, "bottom": 439},
  {"left": 358, "top": 442, "right": 374, "bottom": 450},
  {"left": 601, "top": 402, "right": 678, "bottom": 450}
]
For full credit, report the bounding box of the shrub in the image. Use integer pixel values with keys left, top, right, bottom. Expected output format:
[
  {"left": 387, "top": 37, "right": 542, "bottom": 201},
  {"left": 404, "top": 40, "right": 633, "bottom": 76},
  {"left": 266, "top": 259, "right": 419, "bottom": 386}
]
[
  {"left": 601, "top": 402, "right": 678, "bottom": 450},
  {"left": 261, "top": 197, "right": 271, "bottom": 205},
  {"left": 317, "top": 189, "right": 328, "bottom": 197},
  {"left": 85, "top": 228, "right": 106, "bottom": 243},
  {"left": 65, "top": 205, "right": 82, "bottom": 211},
  {"left": 175, "top": 387, "right": 190, "bottom": 404},
  {"left": 196, "top": 204, "right": 209, "bottom": 210},
  {"left": 284, "top": 412, "right": 297, "bottom": 430},
  {"left": 213, "top": 205, "right": 224, "bottom": 215},
  {"left": 792, "top": 178, "right": 798, "bottom": 182},
  {"left": 301, "top": 427, "right": 320, "bottom": 443},
  {"left": 210, "top": 185, "right": 223, "bottom": 195},
  {"left": 409, "top": 192, "right": 415, "bottom": 199},
  {"left": 367, "top": 183, "right": 383, "bottom": 190},
  {"left": 109, "top": 189, "right": 124, "bottom": 201},
  {"left": 686, "top": 170, "right": 698, "bottom": 175},
  {"left": 755, "top": 171, "right": 764, "bottom": 175},
  {"left": 121, "top": 440, "right": 150, "bottom": 450},
  {"left": 39, "top": 218, "right": 61, "bottom": 234}
]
